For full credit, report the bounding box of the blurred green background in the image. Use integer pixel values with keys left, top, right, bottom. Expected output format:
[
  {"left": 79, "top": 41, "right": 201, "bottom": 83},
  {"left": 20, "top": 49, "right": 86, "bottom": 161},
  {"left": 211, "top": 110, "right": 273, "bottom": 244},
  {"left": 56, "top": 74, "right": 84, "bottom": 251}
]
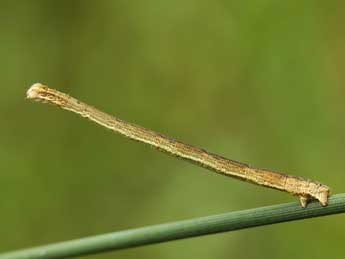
[{"left": 1, "top": 1, "right": 344, "bottom": 258}]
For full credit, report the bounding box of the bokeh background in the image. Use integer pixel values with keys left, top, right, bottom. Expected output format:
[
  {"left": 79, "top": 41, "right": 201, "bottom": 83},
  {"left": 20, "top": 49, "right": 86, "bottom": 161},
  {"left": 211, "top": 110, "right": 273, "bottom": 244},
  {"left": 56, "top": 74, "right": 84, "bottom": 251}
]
[{"left": 1, "top": 1, "right": 344, "bottom": 258}]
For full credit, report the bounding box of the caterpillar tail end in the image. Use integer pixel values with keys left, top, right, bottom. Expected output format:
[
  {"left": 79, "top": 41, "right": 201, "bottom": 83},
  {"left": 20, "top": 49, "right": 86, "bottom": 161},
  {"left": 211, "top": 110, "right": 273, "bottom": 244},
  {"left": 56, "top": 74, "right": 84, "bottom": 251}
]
[{"left": 298, "top": 188, "right": 329, "bottom": 208}]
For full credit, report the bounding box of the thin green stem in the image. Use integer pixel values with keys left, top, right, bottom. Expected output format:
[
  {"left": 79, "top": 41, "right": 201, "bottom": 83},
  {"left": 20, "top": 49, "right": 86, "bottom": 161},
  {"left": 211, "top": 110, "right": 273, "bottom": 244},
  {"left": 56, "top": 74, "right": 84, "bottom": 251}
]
[{"left": 1, "top": 194, "right": 345, "bottom": 259}]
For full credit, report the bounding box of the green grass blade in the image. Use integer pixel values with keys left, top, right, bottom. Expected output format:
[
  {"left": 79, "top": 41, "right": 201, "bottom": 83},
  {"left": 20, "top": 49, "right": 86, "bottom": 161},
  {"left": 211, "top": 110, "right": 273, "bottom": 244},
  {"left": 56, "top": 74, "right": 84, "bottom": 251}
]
[{"left": 1, "top": 194, "right": 345, "bottom": 259}]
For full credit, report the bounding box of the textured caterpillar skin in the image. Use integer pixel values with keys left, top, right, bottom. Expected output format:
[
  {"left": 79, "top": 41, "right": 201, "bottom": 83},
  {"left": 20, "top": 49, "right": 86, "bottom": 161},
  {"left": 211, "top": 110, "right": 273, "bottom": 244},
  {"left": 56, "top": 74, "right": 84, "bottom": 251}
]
[{"left": 27, "top": 83, "right": 330, "bottom": 208}]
